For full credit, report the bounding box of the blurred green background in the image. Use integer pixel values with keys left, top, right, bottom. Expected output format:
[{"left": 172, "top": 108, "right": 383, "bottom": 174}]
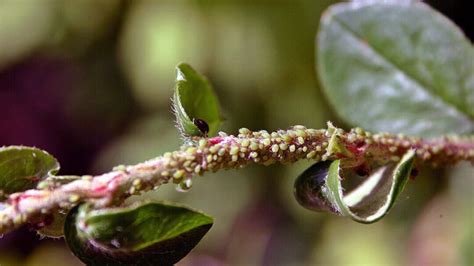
[{"left": 0, "top": 0, "right": 472, "bottom": 265}]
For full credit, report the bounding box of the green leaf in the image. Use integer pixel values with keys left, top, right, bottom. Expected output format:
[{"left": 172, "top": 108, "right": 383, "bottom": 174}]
[
  {"left": 173, "top": 63, "right": 221, "bottom": 138},
  {"left": 64, "top": 201, "right": 213, "bottom": 266},
  {"left": 294, "top": 150, "right": 415, "bottom": 223},
  {"left": 317, "top": 1, "right": 474, "bottom": 137},
  {"left": 0, "top": 146, "right": 59, "bottom": 196}
]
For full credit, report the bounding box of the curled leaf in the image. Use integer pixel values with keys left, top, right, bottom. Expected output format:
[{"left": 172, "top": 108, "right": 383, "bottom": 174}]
[
  {"left": 64, "top": 201, "right": 213, "bottom": 265},
  {"left": 294, "top": 150, "right": 415, "bottom": 223},
  {"left": 0, "top": 146, "right": 59, "bottom": 196},
  {"left": 173, "top": 63, "right": 221, "bottom": 138}
]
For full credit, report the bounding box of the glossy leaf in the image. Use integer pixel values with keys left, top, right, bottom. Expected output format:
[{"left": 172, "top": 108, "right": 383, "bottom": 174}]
[
  {"left": 294, "top": 150, "right": 415, "bottom": 223},
  {"left": 317, "top": 1, "right": 474, "bottom": 137},
  {"left": 173, "top": 63, "right": 221, "bottom": 138},
  {"left": 37, "top": 212, "right": 67, "bottom": 238},
  {"left": 64, "top": 202, "right": 213, "bottom": 266},
  {"left": 0, "top": 146, "right": 59, "bottom": 195}
]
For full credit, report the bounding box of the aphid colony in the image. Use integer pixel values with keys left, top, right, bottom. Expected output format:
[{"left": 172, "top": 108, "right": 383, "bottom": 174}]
[
  {"left": 125, "top": 125, "right": 329, "bottom": 194},
  {"left": 124, "top": 124, "right": 474, "bottom": 196}
]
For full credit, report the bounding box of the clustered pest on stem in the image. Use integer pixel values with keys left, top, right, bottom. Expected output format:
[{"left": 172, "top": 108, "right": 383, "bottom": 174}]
[{"left": 0, "top": 122, "right": 473, "bottom": 235}]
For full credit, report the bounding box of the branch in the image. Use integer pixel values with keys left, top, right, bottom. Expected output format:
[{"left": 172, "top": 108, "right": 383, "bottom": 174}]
[{"left": 1, "top": 124, "right": 473, "bottom": 234}]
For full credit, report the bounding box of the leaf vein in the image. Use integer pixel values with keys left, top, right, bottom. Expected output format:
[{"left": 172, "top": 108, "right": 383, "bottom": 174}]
[{"left": 333, "top": 16, "right": 473, "bottom": 121}]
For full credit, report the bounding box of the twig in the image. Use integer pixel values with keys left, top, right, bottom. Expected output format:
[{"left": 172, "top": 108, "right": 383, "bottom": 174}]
[{"left": 1, "top": 124, "right": 473, "bottom": 235}]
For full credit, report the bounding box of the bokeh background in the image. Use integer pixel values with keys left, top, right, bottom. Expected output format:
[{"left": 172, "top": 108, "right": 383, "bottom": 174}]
[{"left": 0, "top": 0, "right": 472, "bottom": 265}]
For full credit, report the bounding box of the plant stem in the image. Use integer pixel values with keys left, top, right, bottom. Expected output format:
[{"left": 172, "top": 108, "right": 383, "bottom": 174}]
[{"left": 0, "top": 124, "right": 473, "bottom": 235}]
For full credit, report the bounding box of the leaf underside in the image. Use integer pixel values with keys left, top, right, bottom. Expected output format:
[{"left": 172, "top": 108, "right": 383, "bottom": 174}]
[{"left": 295, "top": 150, "right": 415, "bottom": 223}]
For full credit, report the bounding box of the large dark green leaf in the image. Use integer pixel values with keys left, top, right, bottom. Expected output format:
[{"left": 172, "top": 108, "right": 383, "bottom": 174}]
[
  {"left": 317, "top": 1, "right": 474, "bottom": 137},
  {"left": 173, "top": 63, "right": 221, "bottom": 138},
  {"left": 294, "top": 150, "right": 415, "bottom": 223},
  {"left": 64, "top": 202, "right": 213, "bottom": 266},
  {"left": 0, "top": 146, "right": 59, "bottom": 195}
]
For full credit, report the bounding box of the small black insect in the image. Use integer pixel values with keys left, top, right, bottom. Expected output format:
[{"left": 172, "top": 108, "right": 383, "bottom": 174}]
[{"left": 193, "top": 118, "right": 209, "bottom": 136}]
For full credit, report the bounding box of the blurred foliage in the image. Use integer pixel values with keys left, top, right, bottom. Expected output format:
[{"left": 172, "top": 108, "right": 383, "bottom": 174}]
[
  {"left": 0, "top": 0, "right": 472, "bottom": 265},
  {"left": 317, "top": 1, "right": 474, "bottom": 137}
]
